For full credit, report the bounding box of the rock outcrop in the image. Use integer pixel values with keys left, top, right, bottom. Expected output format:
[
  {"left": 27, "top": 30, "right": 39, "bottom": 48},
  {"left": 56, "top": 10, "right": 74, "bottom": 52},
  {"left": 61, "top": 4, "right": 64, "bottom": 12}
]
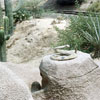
[
  {"left": 33, "top": 51, "right": 100, "bottom": 100},
  {"left": 0, "top": 62, "right": 34, "bottom": 100}
]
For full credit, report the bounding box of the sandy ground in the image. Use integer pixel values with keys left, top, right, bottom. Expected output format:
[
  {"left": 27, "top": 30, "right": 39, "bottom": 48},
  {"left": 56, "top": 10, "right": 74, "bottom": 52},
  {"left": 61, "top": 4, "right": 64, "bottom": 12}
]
[{"left": 6, "top": 17, "right": 69, "bottom": 89}]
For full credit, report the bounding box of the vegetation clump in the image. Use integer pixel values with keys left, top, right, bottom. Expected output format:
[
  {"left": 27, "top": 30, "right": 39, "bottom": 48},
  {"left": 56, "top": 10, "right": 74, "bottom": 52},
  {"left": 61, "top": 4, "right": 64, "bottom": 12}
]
[
  {"left": 87, "top": 1, "right": 100, "bottom": 12},
  {"left": 13, "top": 0, "right": 44, "bottom": 24},
  {"left": 13, "top": 9, "right": 31, "bottom": 23},
  {"left": 24, "top": 0, "right": 44, "bottom": 18},
  {"left": 56, "top": 13, "right": 100, "bottom": 58}
]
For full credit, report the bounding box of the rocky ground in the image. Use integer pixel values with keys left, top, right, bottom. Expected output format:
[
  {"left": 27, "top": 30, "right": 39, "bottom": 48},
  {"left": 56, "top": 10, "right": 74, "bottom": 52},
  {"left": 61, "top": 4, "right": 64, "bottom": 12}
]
[
  {"left": 6, "top": 16, "right": 100, "bottom": 91},
  {"left": 1, "top": 0, "right": 100, "bottom": 97},
  {"left": 6, "top": 17, "right": 69, "bottom": 89}
]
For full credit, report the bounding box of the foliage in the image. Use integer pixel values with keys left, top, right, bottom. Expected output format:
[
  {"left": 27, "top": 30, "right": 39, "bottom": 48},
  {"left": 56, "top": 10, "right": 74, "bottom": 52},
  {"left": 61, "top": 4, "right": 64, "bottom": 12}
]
[
  {"left": 13, "top": 8, "right": 31, "bottom": 23},
  {"left": 81, "top": 14, "right": 100, "bottom": 58},
  {"left": 56, "top": 13, "right": 100, "bottom": 58},
  {"left": 23, "top": 0, "right": 44, "bottom": 18},
  {"left": 56, "top": 26, "right": 93, "bottom": 53},
  {"left": 87, "top": 1, "right": 100, "bottom": 12},
  {"left": 13, "top": 0, "right": 44, "bottom": 23}
]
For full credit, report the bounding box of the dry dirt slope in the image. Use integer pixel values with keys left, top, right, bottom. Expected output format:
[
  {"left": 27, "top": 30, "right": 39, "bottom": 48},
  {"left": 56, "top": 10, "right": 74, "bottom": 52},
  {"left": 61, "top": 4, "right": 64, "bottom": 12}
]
[{"left": 7, "top": 18, "right": 68, "bottom": 63}]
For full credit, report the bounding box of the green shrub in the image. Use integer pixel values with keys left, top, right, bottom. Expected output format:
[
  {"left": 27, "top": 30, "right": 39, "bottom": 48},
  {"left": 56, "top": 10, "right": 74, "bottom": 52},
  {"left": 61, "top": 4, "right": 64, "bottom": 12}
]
[
  {"left": 13, "top": 8, "right": 31, "bottom": 23},
  {"left": 56, "top": 14, "right": 100, "bottom": 58},
  {"left": 23, "top": 0, "right": 44, "bottom": 18},
  {"left": 13, "top": 0, "right": 44, "bottom": 23},
  {"left": 81, "top": 14, "right": 100, "bottom": 58},
  {"left": 87, "top": 1, "right": 100, "bottom": 12}
]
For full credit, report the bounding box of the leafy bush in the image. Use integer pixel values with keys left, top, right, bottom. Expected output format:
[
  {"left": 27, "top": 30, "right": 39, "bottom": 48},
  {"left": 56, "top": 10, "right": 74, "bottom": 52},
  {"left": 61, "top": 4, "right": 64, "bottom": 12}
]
[
  {"left": 13, "top": 0, "right": 44, "bottom": 24},
  {"left": 56, "top": 14, "right": 100, "bottom": 58},
  {"left": 87, "top": 1, "right": 100, "bottom": 12},
  {"left": 23, "top": 0, "right": 44, "bottom": 18},
  {"left": 13, "top": 8, "right": 31, "bottom": 24},
  {"left": 81, "top": 14, "right": 100, "bottom": 58}
]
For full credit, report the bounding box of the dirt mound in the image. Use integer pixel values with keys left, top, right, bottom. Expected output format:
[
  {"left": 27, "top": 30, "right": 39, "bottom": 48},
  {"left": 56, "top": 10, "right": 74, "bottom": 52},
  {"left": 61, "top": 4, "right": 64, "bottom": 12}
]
[{"left": 7, "top": 18, "right": 68, "bottom": 63}]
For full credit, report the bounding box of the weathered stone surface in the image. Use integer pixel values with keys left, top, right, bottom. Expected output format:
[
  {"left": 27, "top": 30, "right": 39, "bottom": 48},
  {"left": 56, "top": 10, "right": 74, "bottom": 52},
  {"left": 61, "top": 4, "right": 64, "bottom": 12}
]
[
  {"left": 2, "top": 62, "right": 42, "bottom": 89},
  {"left": 0, "top": 62, "right": 34, "bottom": 100},
  {"left": 33, "top": 51, "right": 100, "bottom": 100}
]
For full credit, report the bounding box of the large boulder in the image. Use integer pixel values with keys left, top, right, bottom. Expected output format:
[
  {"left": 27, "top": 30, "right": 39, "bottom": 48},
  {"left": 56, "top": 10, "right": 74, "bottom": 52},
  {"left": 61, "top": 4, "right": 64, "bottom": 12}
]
[
  {"left": 0, "top": 62, "right": 34, "bottom": 100},
  {"left": 33, "top": 51, "right": 100, "bottom": 100},
  {"left": 2, "top": 62, "right": 42, "bottom": 89}
]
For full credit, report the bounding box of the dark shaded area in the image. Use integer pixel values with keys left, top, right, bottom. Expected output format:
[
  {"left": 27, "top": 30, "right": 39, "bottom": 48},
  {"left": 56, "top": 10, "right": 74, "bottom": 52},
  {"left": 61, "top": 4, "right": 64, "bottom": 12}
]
[
  {"left": 40, "top": 71, "right": 49, "bottom": 89},
  {"left": 57, "top": 0, "right": 76, "bottom": 5},
  {"left": 56, "top": 0, "right": 83, "bottom": 6},
  {"left": 31, "top": 81, "right": 41, "bottom": 93},
  {"left": 42, "top": 0, "right": 57, "bottom": 9},
  {"left": 42, "top": 0, "right": 79, "bottom": 10}
]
